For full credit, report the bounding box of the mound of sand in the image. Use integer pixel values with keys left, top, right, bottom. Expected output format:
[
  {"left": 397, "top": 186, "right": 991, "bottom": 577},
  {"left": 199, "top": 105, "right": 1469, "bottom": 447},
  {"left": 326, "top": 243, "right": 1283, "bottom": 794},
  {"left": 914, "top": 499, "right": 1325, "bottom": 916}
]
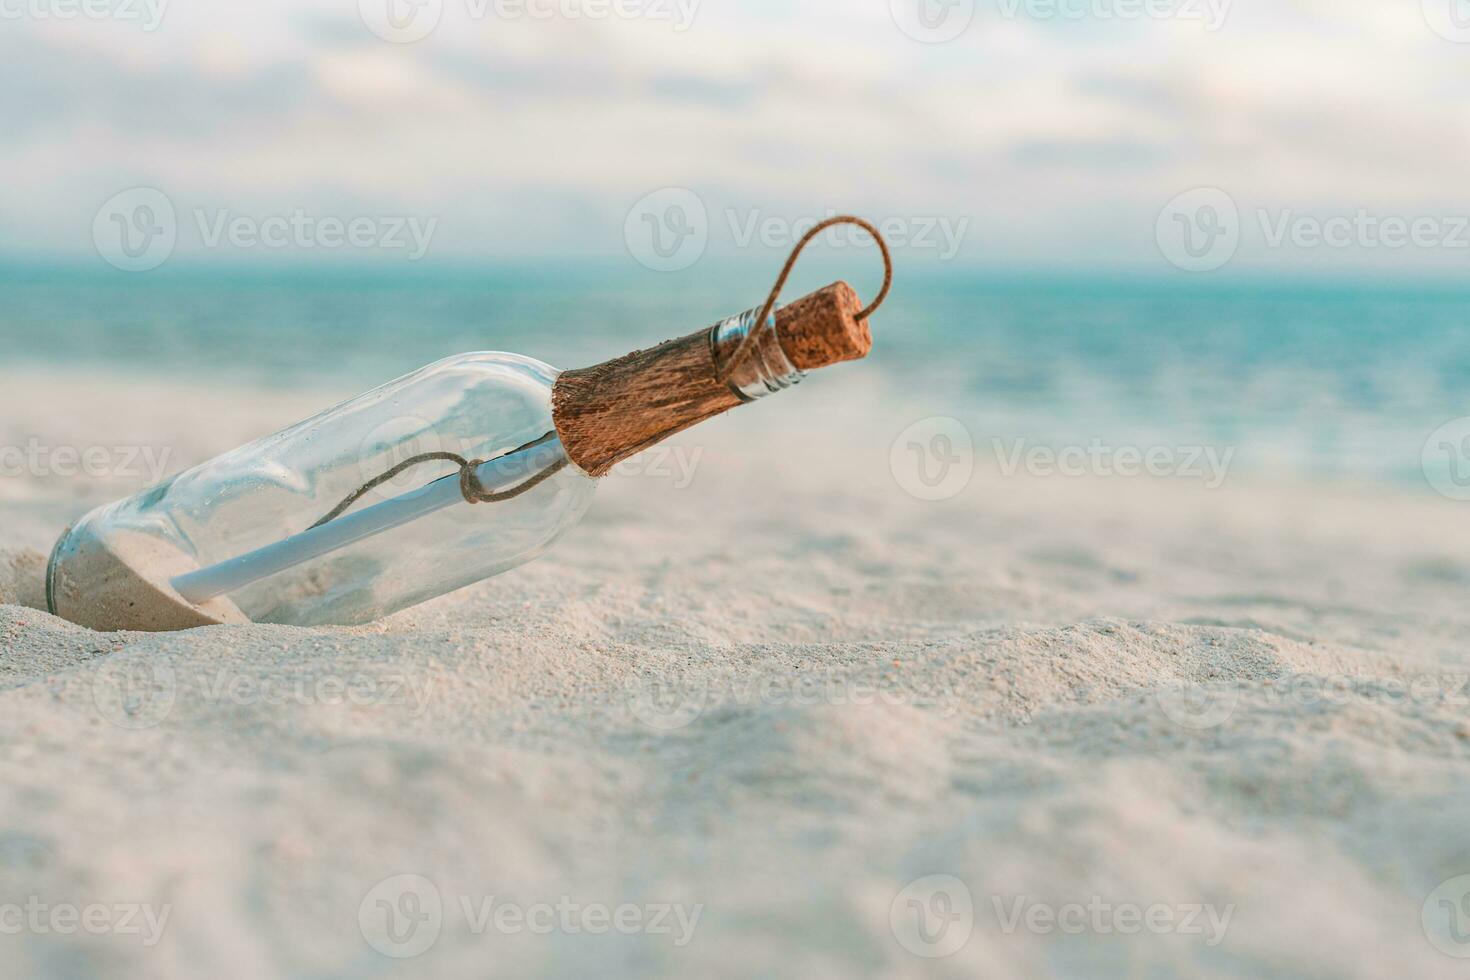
[{"left": 2, "top": 371, "right": 1468, "bottom": 978}]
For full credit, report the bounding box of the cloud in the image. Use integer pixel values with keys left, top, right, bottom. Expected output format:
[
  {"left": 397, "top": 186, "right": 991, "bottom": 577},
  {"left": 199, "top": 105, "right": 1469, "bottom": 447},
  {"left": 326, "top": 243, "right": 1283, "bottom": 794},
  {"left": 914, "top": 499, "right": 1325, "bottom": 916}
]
[{"left": 2, "top": 0, "right": 1467, "bottom": 270}]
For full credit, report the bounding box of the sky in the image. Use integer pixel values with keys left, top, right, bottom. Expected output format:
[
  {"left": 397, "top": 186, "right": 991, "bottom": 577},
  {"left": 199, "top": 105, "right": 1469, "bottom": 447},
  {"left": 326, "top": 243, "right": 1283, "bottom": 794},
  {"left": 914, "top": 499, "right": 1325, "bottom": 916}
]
[{"left": 3, "top": 0, "right": 1470, "bottom": 274}]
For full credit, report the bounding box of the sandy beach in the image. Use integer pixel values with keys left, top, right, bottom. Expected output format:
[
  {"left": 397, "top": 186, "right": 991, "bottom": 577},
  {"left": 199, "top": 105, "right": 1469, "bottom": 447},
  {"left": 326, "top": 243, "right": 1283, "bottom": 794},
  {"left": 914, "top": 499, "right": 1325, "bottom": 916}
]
[
  {"left": 6, "top": 0, "right": 1470, "bottom": 971},
  {"left": 0, "top": 368, "right": 1465, "bottom": 978}
]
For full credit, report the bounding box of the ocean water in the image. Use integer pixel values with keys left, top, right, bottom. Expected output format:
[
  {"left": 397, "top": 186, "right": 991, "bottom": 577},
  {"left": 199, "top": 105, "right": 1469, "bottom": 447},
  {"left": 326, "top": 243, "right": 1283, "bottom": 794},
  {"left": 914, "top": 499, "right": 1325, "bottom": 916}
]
[{"left": 3, "top": 262, "right": 1466, "bottom": 489}]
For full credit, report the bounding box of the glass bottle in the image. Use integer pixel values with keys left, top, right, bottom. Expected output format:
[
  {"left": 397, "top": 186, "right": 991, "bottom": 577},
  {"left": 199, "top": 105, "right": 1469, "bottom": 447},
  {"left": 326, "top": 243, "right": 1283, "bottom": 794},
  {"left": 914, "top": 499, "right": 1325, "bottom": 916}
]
[{"left": 47, "top": 282, "right": 871, "bottom": 630}]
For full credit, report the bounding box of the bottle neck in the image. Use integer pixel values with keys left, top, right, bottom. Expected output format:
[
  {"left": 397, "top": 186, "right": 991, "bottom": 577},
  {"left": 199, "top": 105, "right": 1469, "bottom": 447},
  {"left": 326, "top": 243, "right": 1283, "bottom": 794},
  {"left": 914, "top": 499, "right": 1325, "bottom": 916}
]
[
  {"left": 710, "top": 307, "right": 806, "bottom": 402},
  {"left": 551, "top": 283, "right": 864, "bottom": 477}
]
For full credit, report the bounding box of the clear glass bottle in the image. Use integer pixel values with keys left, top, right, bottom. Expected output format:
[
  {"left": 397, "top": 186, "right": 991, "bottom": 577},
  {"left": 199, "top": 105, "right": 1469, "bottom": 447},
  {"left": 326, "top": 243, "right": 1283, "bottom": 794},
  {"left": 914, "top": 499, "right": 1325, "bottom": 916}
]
[
  {"left": 50, "top": 352, "right": 595, "bottom": 628},
  {"left": 46, "top": 280, "right": 871, "bottom": 631}
]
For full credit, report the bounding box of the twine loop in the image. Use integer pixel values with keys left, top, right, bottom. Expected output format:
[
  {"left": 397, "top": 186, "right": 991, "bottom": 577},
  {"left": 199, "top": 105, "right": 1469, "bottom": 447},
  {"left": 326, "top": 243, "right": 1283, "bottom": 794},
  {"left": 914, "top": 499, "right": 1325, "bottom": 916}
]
[{"left": 715, "top": 215, "right": 893, "bottom": 385}]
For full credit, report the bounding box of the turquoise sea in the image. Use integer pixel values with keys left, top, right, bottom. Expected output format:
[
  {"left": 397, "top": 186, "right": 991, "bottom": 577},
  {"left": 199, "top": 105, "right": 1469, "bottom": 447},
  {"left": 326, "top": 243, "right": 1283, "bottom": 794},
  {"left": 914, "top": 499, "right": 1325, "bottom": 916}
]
[{"left": 4, "top": 261, "right": 1466, "bottom": 489}]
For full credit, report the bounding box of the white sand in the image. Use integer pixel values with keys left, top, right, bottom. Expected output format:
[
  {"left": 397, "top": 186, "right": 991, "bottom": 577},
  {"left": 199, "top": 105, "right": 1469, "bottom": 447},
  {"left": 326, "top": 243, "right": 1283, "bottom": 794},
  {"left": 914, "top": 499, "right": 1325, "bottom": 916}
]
[{"left": 2, "top": 370, "right": 1468, "bottom": 978}]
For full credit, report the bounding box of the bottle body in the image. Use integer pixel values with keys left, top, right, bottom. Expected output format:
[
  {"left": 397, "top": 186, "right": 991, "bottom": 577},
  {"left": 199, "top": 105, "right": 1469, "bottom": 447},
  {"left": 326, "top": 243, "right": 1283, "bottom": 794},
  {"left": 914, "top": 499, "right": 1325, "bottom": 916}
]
[
  {"left": 48, "top": 281, "right": 875, "bottom": 632},
  {"left": 50, "top": 353, "right": 595, "bottom": 628}
]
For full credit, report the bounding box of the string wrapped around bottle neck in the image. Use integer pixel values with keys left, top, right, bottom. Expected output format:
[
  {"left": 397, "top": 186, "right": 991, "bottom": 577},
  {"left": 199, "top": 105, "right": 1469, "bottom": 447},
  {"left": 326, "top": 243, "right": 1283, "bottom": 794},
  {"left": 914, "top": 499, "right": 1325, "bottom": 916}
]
[{"left": 715, "top": 215, "right": 893, "bottom": 386}]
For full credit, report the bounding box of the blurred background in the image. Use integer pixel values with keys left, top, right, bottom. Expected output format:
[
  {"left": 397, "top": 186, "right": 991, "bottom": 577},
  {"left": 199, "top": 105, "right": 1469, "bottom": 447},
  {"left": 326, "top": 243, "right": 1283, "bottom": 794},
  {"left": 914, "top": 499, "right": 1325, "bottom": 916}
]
[{"left": 3, "top": 0, "right": 1469, "bottom": 487}]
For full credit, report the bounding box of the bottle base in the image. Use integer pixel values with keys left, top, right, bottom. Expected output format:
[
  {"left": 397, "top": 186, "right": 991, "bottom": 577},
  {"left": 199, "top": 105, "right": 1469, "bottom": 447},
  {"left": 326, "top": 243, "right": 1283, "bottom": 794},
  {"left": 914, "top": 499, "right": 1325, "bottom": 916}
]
[{"left": 48, "top": 522, "right": 249, "bottom": 632}]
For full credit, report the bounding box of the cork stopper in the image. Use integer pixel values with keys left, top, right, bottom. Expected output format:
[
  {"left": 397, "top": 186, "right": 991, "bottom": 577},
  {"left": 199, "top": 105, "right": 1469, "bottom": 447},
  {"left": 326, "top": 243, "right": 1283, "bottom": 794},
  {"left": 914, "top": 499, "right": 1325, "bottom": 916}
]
[
  {"left": 552, "top": 280, "right": 873, "bottom": 477},
  {"left": 773, "top": 281, "right": 870, "bottom": 370}
]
